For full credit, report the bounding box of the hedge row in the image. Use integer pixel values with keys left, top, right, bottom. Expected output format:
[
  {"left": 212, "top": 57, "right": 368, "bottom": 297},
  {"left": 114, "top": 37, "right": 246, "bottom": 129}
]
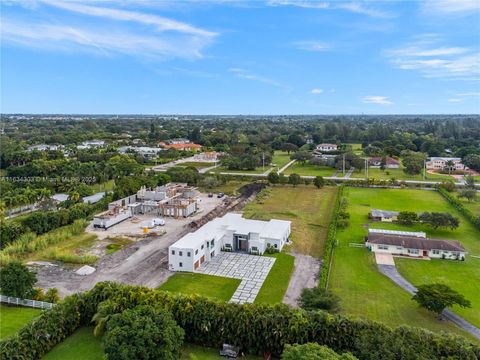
[
  {"left": 2, "top": 282, "right": 478, "bottom": 360},
  {"left": 319, "top": 185, "right": 344, "bottom": 288},
  {"left": 438, "top": 188, "right": 480, "bottom": 230}
]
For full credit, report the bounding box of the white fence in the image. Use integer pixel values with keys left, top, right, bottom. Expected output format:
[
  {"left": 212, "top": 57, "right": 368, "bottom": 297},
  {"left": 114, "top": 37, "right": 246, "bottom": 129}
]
[{"left": 0, "top": 295, "right": 54, "bottom": 310}]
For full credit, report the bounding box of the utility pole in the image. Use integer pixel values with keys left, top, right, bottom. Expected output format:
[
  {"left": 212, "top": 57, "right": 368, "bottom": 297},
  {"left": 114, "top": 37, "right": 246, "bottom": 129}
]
[
  {"left": 423, "top": 160, "right": 426, "bottom": 181},
  {"left": 343, "top": 154, "right": 345, "bottom": 175},
  {"left": 262, "top": 152, "right": 265, "bottom": 171},
  {"left": 365, "top": 158, "right": 368, "bottom": 178}
]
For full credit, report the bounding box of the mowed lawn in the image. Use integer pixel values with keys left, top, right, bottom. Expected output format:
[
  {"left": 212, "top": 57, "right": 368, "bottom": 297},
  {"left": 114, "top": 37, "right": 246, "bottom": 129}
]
[
  {"left": 255, "top": 253, "right": 295, "bottom": 304},
  {"left": 271, "top": 151, "right": 292, "bottom": 169},
  {"left": 329, "top": 187, "right": 480, "bottom": 339},
  {"left": 363, "top": 166, "right": 454, "bottom": 181},
  {"left": 42, "top": 327, "right": 262, "bottom": 360},
  {"left": 243, "top": 186, "right": 338, "bottom": 258},
  {"left": 158, "top": 273, "right": 241, "bottom": 301},
  {"left": 460, "top": 198, "right": 480, "bottom": 217},
  {"left": 0, "top": 305, "right": 42, "bottom": 339},
  {"left": 283, "top": 163, "right": 337, "bottom": 177}
]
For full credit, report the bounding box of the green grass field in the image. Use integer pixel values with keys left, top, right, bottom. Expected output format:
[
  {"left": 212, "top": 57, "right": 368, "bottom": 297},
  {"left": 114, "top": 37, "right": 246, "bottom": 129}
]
[
  {"left": 283, "top": 163, "right": 337, "bottom": 177},
  {"left": 42, "top": 327, "right": 261, "bottom": 360},
  {"left": 364, "top": 167, "right": 454, "bottom": 181},
  {"left": 244, "top": 186, "right": 338, "bottom": 257},
  {"left": 210, "top": 166, "right": 269, "bottom": 174},
  {"left": 271, "top": 151, "right": 292, "bottom": 170},
  {"left": 0, "top": 305, "right": 42, "bottom": 339},
  {"left": 198, "top": 180, "right": 251, "bottom": 196},
  {"left": 329, "top": 187, "right": 480, "bottom": 339},
  {"left": 255, "top": 253, "right": 295, "bottom": 304},
  {"left": 158, "top": 273, "right": 241, "bottom": 301},
  {"left": 460, "top": 198, "right": 480, "bottom": 216}
]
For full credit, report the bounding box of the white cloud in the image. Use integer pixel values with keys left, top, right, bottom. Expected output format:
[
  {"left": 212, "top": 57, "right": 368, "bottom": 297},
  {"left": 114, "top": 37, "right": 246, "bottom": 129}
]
[
  {"left": 311, "top": 88, "right": 323, "bottom": 94},
  {"left": 448, "top": 98, "right": 463, "bottom": 103},
  {"left": 267, "top": 0, "right": 392, "bottom": 18},
  {"left": 40, "top": 0, "right": 217, "bottom": 38},
  {"left": 362, "top": 96, "right": 393, "bottom": 105},
  {"left": 1, "top": 2, "right": 217, "bottom": 60},
  {"left": 229, "top": 68, "right": 282, "bottom": 87},
  {"left": 422, "top": 0, "right": 480, "bottom": 15},
  {"left": 385, "top": 37, "right": 480, "bottom": 81},
  {"left": 1, "top": 18, "right": 212, "bottom": 60},
  {"left": 456, "top": 92, "right": 480, "bottom": 97},
  {"left": 293, "top": 40, "right": 331, "bottom": 52}
]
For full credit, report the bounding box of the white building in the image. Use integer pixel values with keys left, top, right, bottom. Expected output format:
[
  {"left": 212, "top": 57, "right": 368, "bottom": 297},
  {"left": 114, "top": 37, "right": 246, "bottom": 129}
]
[
  {"left": 77, "top": 140, "right": 105, "bottom": 149},
  {"left": 426, "top": 157, "right": 467, "bottom": 171},
  {"left": 168, "top": 213, "right": 291, "bottom": 272},
  {"left": 27, "top": 144, "right": 61, "bottom": 152},
  {"left": 366, "top": 231, "right": 466, "bottom": 260},
  {"left": 316, "top": 143, "right": 338, "bottom": 152},
  {"left": 118, "top": 146, "right": 163, "bottom": 158}
]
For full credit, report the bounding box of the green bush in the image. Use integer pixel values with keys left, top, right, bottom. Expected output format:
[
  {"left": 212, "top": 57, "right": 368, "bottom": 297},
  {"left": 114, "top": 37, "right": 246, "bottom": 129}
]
[
  {"left": 319, "top": 186, "right": 344, "bottom": 287},
  {"left": 103, "top": 305, "right": 184, "bottom": 360},
  {"left": 282, "top": 343, "right": 357, "bottom": 360}
]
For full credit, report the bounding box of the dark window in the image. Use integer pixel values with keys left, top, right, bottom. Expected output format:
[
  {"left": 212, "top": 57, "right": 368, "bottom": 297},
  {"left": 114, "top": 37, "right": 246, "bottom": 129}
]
[
  {"left": 187, "top": 252, "right": 191, "bottom": 257},
  {"left": 274, "top": 244, "right": 278, "bottom": 248},
  {"left": 179, "top": 251, "right": 183, "bottom": 256},
  {"left": 179, "top": 262, "right": 183, "bottom": 267},
  {"left": 201, "top": 245, "right": 204, "bottom": 250},
  {"left": 195, "top": 249, "right": 198, "bottom": 255},
  {"left": 171, "top": 250, "right": 175, "bottom": 255}
]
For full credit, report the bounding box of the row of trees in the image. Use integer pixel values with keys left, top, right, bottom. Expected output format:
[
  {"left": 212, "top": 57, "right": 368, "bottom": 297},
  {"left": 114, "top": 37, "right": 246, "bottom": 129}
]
[{"left": 397, "top": 211, "right": 460, "bottom": 229}]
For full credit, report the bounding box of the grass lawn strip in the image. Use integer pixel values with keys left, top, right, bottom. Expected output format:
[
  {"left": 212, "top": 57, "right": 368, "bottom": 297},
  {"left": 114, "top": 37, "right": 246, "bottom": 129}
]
[
  {"left": 254, "top": 253, "right": 294, "bottom": 304},
  {"left": 41, "top": 327, "right": 262, "bottom": 359},
  {"left": 0, "top": 305, "right": 42, "bottom": 339},
  {"left": 329, "top": 187, "right": 480, "bottom": 338},
  {"left": 158, "top": 273, "right": 241, "bottom": 302}
]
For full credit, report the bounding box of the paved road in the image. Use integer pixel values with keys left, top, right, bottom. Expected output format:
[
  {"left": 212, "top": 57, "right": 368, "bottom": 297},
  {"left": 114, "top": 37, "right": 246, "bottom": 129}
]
[
  {"left": 278, "top": 160, "right": 296, "bottom": 174},
  {"left": 344, "top": 167, "right": 355, "bottom": 179},
  {"left": 283, "top": 253, "right": 321, "bottom": 307},
  {"left": 378, "top": 264, "right": 480, "bottom": 340}
]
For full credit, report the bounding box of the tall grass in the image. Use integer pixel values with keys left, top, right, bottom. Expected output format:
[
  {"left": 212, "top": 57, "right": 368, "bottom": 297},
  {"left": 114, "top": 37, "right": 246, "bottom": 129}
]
[
  {"left": 0, "top": 219, "right": 89, "bottom": 265},
  {"left": 46, "top": 248, "right": 97, "bottom": 264}
]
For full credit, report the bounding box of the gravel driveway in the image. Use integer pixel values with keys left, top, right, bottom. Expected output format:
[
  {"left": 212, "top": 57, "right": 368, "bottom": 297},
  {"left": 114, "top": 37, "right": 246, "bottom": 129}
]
[{"left": 283, "top": 253, "right": 321, "bottom": 307}]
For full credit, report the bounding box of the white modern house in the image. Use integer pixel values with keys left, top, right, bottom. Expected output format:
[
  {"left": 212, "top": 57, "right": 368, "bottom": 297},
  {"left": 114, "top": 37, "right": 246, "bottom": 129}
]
[
  {"left": 365, "top": 230, "right": 466, "bottom": 260},
  {"left": 426, "top": 157, "right": 467, "bottom": 171},
  {"left": 316, "top": 143, "right": 338, "bottom": 152},
  {"left": 168, "top": 213, "right": 291, "bottom": 272}
]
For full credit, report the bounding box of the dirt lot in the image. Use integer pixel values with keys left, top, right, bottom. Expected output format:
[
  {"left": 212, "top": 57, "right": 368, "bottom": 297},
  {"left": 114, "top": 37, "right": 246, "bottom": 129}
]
[{"left": 34, "top": 193, "right": 227, "bottom": 297}]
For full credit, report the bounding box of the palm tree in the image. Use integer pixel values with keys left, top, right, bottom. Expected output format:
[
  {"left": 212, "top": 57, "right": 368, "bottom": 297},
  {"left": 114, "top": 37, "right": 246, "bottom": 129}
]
[
  {"left": 68, "top": 191, "right": 81, "bottom": 203},
  {"left": 445, "top": 160, "right": 455, "bottom": 175}
]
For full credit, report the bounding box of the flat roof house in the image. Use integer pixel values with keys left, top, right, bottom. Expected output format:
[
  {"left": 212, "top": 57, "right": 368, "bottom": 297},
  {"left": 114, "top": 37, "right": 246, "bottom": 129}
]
[
  {"left": 369, "top": 209, "right": 399, "bottom": 222},
  {"left": 368, "top": 157, "right": 400, "bottom": 169},
  {"left": 168, "top": 213, "right": 291, "bottom": 272},
  {"left": 366, "top": 232, "right": 466, "bottom": 260},
  {"left": 316, "top": 143, "right": 338, "bottom": 152}
]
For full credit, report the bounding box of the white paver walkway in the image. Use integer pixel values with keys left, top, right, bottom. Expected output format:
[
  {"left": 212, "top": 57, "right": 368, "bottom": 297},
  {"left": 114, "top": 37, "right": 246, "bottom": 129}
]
[
  {"left": 374, "top": 252, "right": 395, "bottom": 265},
  {"left": 195, "top": 252, "right": 275, "bottom": 304}
]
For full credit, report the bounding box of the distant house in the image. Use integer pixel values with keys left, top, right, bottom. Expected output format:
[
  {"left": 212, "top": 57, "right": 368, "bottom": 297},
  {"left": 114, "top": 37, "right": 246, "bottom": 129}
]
[
  {"left": 51, "top": 193, "right": 69, "bottom": 203},
  {"left": 365, "top": 231, "right": 466, "bottom": 260},
  {"left": 27, "top": 144, "right": 61, "bottom": 152},
  {"left": 369, "top": 209, "right": 399, "bottom": 222},
  {"left": 316, "top": 143, "right": 338, "bottom": 152},
  {"left": 194, "top": 151, "right": 222, "bottom": 162},
  {"left": 426, "top": 157, "right": 467, "bottom": 171},
  {"left": 159, "top": 141, "right": 202, "bottom": 152},
  {"left": 368, "top": 157, "right": 400, "bottom": 169},
  {"left": 77, "top": 140, "right": 105, "bottom": 149},
  {"left": 118, "top": 146, "right": 163, "bottom": 158},
  {"left": 166, "top": 138, "right": 191, "bottom": 145},
  {"left": 82, "top": 192, "right": 106, "bottom": 204}
]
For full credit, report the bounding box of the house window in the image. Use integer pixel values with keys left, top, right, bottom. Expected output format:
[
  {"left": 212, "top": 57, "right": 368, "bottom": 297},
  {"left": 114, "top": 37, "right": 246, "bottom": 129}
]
[
  {"left": 179, "top": 262, "right": 183, "bottom": 268},
  {"left": 378, "top": 245, "right": 389, "bottom": 250},
  {"left": 195, "top": 249, "right": 199, "bottom": 255},
  {"left": 274, "top": 244, "right": 278, "bottom": 248},
  {"left": 187, "top": 252, "right": 191, "bottom": 257},
  {"left": 396, "top": 247, "right": 403, "bottom": 250},
  {"left": 201, "top": 245, "right": 204, "bottom": 250},
  {"left": 251, "top": 246, "right": 258, "bottom": 252},
  {"left": 179, "top": 251, "right": 183, "bottom": 256},
  {"left": 408, "top": 249, "right": 419, "bottom": 254},
  {"left": 432, "top": 249, "right": 440, "bottom": 255},
  {"left": 171, "top": 250, "right": 175, "bottom": 255},
  {"left": 211, "top": 239, "right": 215, "bottom": 247}
]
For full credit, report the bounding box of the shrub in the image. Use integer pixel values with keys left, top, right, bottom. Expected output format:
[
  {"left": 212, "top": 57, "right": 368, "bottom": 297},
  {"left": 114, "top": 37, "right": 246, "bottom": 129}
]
[
  {"left": 298, "top": 288, "right": 341, "bottom": 313},
  {"left": 0, "top": 262, "right": 37, "bottom": 298},
  {"left": 103, "top": 305, "right": 184, "bottom": 360},
  {"left": 282, "top": 343, "right": 357, "bottom": 360}
]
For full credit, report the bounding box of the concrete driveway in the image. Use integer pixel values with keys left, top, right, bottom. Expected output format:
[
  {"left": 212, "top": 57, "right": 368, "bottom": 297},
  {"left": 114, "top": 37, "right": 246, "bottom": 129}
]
[{"left": 374, "top": 252, "right": 395, "bottom": 266}]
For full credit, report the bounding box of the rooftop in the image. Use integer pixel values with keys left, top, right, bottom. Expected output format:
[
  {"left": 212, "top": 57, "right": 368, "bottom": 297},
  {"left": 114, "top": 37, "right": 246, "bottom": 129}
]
[
  {"left": 368, "top": 228, "right": 426, "bottom": 238},
  {"left": 367, "top": 233, "right": 465, "bottom": 252},
  {"left": 371, "top": 209, "right": 399, "bottom": 218}
]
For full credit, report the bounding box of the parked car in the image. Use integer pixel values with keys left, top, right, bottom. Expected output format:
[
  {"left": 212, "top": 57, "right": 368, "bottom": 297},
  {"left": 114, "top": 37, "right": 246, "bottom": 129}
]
[
  {"left": 153, "top": 218, "right": 165, "bottom": 226},
  {"left": 208, "top": 193, "right": 213, "bottom": 198},
  {"left": 217, "top": 192, "right": 225, "bottom": 198}
]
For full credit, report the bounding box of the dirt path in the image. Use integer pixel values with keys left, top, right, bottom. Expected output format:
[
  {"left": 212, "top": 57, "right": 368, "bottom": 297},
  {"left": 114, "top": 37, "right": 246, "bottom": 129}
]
[{"left": 283, "top": 252, "right": 322, "bottom": 307}]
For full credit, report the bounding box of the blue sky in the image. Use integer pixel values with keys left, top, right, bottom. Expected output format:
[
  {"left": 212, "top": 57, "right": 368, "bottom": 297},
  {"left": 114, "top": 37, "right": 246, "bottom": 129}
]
[{"left": 1, "top": 0, "right": 479, "bottom": 114}]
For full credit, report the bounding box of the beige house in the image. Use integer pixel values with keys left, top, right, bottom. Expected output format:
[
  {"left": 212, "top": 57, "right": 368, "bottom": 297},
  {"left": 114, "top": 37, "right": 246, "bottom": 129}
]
[{"left": 426, "top": 157, "right": 467, "bottom": 171}]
